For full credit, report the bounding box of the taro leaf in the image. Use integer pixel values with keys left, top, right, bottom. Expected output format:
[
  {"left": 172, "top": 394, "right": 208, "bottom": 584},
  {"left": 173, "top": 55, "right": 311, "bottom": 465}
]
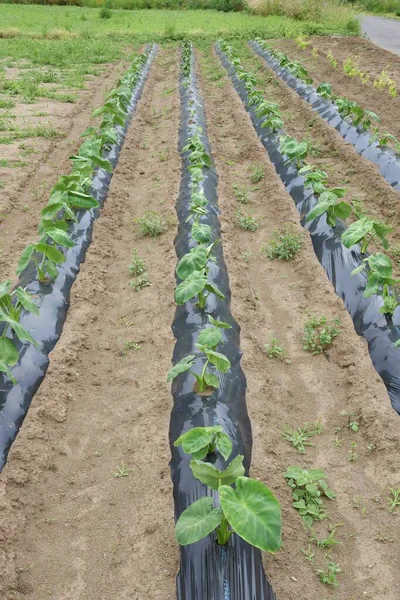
[
  {"left": 175, "top": 271, "right": 207, "bottom": 305},
  {"left": 46, "top": 229, "right": 74, "bottom": 249},
  {"left": 204, "top": 349, "right": 231, "bottom": 373},
  {"left": 197, "top": 326, "right": 222, "bottom": 349},
  {"left": 203, "top": 372, "right": 220, "bottom": 389},
  {"left": 67, "top": 191, "right": 99, "bottom": 209},
  {"left": 0, "top": 337, "right": 18, "bottom": 366},
  {"left": 204, "top": 282, "right": 225, "bottom": 300},
  {"left": 373, "top": 222, "right": 393, "bottom": 250},
  {"left": 191, "top": 222, "right": 212, "bottom": 244},
  {"left": 364, "top": 271, "right": 383, "bottom": 298},
  {"left": 16, "top": 244, "right": 35, "bottom": 275},
  {"left": 341, "top": 217, "right": 373, "bottom": 249},
  {"left": 0, "top": 312, "right": 38, "bottom": 347},
  {"left": 0, "top": 280, "right": 12, "bottom": 300},
  {"left": 167, "top": 354, "right": 196, "bottom": 382},
  {"left": 175, "top": 497, "right": 223, "bottom": 546},
  {"left": 215, "top": 431, "right": 233, "bottom": 461},
  {"left": 40, "top": 219, "right": 69, "bottom": 232},
  {"left": 208, "top": 315, "right": 231, "bottom": 329},
  {"left": 45, "top": 260, "right": 59, "bottom": 281},
  {"left": 176, "top": 246, "right": 208, "bottom": 280},
  {"left": 174, "top": 426, "right": 221, "bottom": 455},
  {"left": 333, "top": 201, "right": 352, "bottom": 220},
  {"left": 219, "top": 476, "right": 282, "bottom": 553},
  {"left": 0, "top": 360, "right": 16, "bottom": 383},
  {"left": 91, "top": 156, "right": 113, "bottom": 173},
  {"left": 35, "top": 243, "right": 65, "bottom": 265},
  {"left": 368, "top": 253, "right": 393, "bottom": 277},
  {"left": 15, "top": 288, "right": 39, "bottom": 315},
  {"left": 306, "top": 201, "right": 331, "bottom": 223},
  {"left": 190, "top": 455, "right": 245, "bottom": 490}
]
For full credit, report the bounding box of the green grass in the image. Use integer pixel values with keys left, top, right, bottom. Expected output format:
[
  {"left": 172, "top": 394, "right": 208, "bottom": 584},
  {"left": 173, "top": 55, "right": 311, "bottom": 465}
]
[{"left": 0, "top": 5, "right": 359, "bottom": 46}]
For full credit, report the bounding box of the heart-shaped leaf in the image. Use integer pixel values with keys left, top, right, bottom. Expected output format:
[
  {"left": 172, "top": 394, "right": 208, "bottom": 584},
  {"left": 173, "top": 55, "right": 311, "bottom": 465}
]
[{"left": 175, "top": 497, "right": 223, "bottom": 546}]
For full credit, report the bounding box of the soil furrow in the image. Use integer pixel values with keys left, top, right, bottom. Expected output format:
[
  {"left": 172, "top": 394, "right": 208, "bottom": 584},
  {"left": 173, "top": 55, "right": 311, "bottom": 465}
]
[
  {"left": 197, "top": 44, "right": 400, "bottom": 600},
  {"left": 0, "top": 46, "right": 180, "bottom": 600}
]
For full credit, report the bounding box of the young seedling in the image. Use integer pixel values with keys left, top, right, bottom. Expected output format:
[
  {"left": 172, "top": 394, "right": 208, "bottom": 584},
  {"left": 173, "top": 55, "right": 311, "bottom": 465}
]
[
  {"left": 174, "top": 425, "right": 232, "bottom": 460},
  {"left": 279, "top": 135, "right": 309, "bottom": 168},
  {"left": 112, "top": 461, "right": 130, "bottom": 478},
  {"left": 374, "top": 69, "right": 397, "bottom": 98},
  {"left": 235, "top": 209, "right": 261, "bottom": 232},
  {"left": 351, "top": 253, "right": 400, "bottom": 315},
  {"left": 0, "top": 281, "right": 39, "bottom": 381},
  {"left": 174, "top": 242, "right": 224, "bottom": 309},
  {"left": 250, "top": 163, "right": 264, "bottom": 183},
  {"left": 327, "top": 50, "right": 338, "bottom": 69},
  {"left": 316, "top": 82, "right": 333, "bottom": 100},
  {"left": 167, "top": 318, "right": 231, "bottom": 394},
  {"left": 129, "top": 248, "right": 146, "bottom": 277},
  {"left": 299, "top": 164, "right": 328, "bottom": 194},
  {"left": 282, "top": 420, "right": 324, "bottom": 454},
  {"left": 348, "top": 441, "right": 358, "bottom": 462},
  {"left": 300, "top": 544, "right": 315, "bottom": 563},
  {"left": 175, "top": 442, "right": 282, "bottom": 552},
  {"left": 340, "top": 410, "right": 360, "bottom": 432},
  {"left": 284, "top": 466, "right": 336, "bottom": 527},
  {"left": 232, "top": 184, "right": 250, "bottom": 204},
  {"left": 302, "top": 315, "right": 341, "bottom": 355},
  {"left": 306, "top": 188, "right": 351, "bottom": 228},
  {"left": 130, "top": 273, "right": 151, "bottom": 292},
  {"left": 119, "top": 340, "right": 141, "bottom": 356},
  {"left": 388, "top": 488, "right": 400, "bottom": 512},
  {"left": 240, "top": 250, "right": 252, "bottom": 263},
  {"left": 295, "top": 36, "right": 310, "bottom": 50},
  {"left": 312, "top": 526, "right": 341, "bottom": 549},
  {"left": 317, "top": 558, "right": 341, "bottom": 588},
  {"left": 136, "top": 211, "right": 166, "bottom": 237},
  {"left": 262, "top": 224, "right": 302, "bottom": 261},
  {"left": 264, "top": 337, "right": 286, "bottom": 360},
  {"left": 342, "top": 216, "right": 392, "bottom": 254}
]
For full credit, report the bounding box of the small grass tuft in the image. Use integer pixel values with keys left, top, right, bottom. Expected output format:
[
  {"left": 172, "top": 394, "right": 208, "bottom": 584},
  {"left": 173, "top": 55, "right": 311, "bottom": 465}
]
[
  {"left": 235, "top": 209, "right": 261, "bottom": 231},
  {"left": 262, "top": 224, "right": 302, "bottom": 261}
]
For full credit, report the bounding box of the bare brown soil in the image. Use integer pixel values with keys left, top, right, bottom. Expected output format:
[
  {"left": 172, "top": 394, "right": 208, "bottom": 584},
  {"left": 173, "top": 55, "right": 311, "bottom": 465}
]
[
  {"left": 0, "top": 59, "right": 128, "bottom": 279},
  {"left": 240, "top": 41, "right": 400, "bottom": 266},
  {"left": 273, "top": 36, "right": 400, "bottom": 138},
  {"left": 0, "top": 47, "right": 180, "bottom": 599},
  {"left": 198, "top": 45, "right": 400, "bottom": 600}
]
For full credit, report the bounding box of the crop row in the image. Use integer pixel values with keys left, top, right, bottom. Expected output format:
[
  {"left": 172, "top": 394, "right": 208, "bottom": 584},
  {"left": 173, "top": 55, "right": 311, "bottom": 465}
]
[
  {"left": 0, "top": 45, "right": 157, "bottom": 467},
  {"left": 168, "top": 43, "right": 280, "bottom": 599},
  {"left": 222, "top": 40, "right": 400, "bottom": 330}
]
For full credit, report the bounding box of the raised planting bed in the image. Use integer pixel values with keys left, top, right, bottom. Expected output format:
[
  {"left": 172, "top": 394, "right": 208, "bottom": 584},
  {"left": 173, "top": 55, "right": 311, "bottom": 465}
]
[
  {"left": 0, "top": 45, "right": 157, "bottom": 469},
  {"left": 216, "top": 41, "right": 400, "bottom": 414},
  {"left": 168, "top": 42, "right": 280, "bottom": 600}
]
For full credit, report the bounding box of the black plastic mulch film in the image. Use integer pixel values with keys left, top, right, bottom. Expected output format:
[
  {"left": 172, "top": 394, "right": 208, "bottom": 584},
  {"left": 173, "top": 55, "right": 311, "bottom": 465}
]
[
  {"left": 169, "top": 45, "right": 276, "bottom": 600},
  {"left": 216, "top": 43, "right": 400, "bottom": 415},
  {"left": 0, "top": 44, "right": 158, "bottom": 470}
]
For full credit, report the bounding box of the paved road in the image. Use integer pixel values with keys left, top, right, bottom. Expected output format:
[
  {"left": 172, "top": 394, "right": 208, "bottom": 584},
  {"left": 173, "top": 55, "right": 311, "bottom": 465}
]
[{"left": 361, "top": 15, "right": 400, "bottom": 56}]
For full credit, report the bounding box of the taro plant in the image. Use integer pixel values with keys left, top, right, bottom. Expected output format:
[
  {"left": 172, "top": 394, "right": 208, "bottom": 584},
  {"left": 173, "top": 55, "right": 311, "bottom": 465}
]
[
  {"left": 279, "top": 135, "right": 309, "bottom": 168},
  {"left": 341, "top": 216, "right": 392, "bottom": 254},
  {"left": 351, "top": 253, "right": 400, "bottom": 316},
  {"left": 167, "top": 317, "right": 231, "bottom": 393},
  {"left": 336, "top": 97, "right": 380, "bottom": 130},
  {"left": 284, "top": 466, "right": 336, "bottom": 527},
  {"left": 299, "top": 164, "right": 328, "bottom": 194},
  {"left": 174, "top": 242, "right": 224, "bottom": 309},
  {"left": 316, "top": 82, "right": 333, "bottom": 100},
  {"left": 306, "top": 187, "right": 351, "bottom": 228},
  {"left": 174, "top": 425, "right": 232, "bottom": 460},
  {"left": 175, "top": 433, "right": 282, "bottom": 551},
  {"left": 0, "top": 280, "right": 39, "bottom": 381}
]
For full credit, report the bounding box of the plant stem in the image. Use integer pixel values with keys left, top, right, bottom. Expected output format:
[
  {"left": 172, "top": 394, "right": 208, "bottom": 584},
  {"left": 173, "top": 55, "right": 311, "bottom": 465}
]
[
  {"left": 198, "top": 359, "right": 210, "bottom": 392},
  {"left": 216, "top": 514, "right": 232, "bottom": 546}
]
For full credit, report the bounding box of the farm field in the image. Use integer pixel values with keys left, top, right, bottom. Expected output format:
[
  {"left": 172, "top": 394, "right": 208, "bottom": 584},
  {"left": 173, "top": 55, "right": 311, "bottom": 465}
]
[{"left": 1, "top": 5, "right": 400, "bottom": 600}]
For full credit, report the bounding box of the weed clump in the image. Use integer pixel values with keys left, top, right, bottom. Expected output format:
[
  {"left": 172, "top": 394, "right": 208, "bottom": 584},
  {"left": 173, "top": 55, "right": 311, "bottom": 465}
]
[{"left": 262, "top": 224, "right": 302, "bottom": 260}]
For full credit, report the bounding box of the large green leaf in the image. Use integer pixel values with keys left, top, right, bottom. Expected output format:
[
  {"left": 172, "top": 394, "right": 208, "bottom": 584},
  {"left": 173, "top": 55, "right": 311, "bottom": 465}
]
[
  {"left": 167, "top": 354, "right": 195, "bottom": 382},
  {"left": 35, "top": 243, "right": 65, "bottom": 265},
  {"left": 0, "top": 360, "right": 16, "bottom": 383},
  {"left": 176, "top": 246, "right": 208, "bottom": 280},
  {"left": 190, "top": 455, "right": 245, "bottom": 491},
  {"left": 219, "top": 476, "right": 282, "bottom": 553},
  {"left": 208, "top": 316, "right": 231, "bottom": 329},
  {"left": 175, "top": 497, "right": 223, "bottom": 546},
  {"left": 197, "top": 326, "right": 222, "bottom": 349},
  {"left": 204, "top": 282, "right": 225, "bottom": 300},
  {"left": 175, "top": 271, "right": 207, "bottom": 305},
  {"left": 16, "top": 244, "right": 35, "bottom": 275},
  {"left": 204, "top": 349, "right": 231, "bottom": 373},
  {"left": 46, "top": 229, "right": 74, "bottom": 249},
  {"left": 191, "top": 222, "right": 212, "bottom": 244},
  {"left": 215, "top": 432, "right": 233, "bottom": 461},
  {"left": 174, "top": 426, "right": 221, "bottom": 455},
  {"left": 0, "top": 313, "right": 39, "bottom": 347},
  {"left": 203, "top": 372, "right": 220, "bottom": 389},
  {"left": 334, "top": 201, "right": 352, "bottom": 220},
  {"left": 67, "top": 191, "right": 98, "bottom": 209},
  {"left": 306, "top": 201, "right": 331, "bottom": 223},
  {"left": 364, "top": 271, "right": 382, "bottom": 297},
  {"left": 0, "top": 280, "right": 12, "bottom": 299},
  {"left": 341, "top": 217, "right": 373, "bottom": 249},
  {"left": 0, "top": 337, "right": 18, "bottom": 366},
  {"left": 15, "top": 288, "right": 39, "bottom": 316},
  {"left": 367, "top": 253, "right": 393, "bottom": 277}
]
